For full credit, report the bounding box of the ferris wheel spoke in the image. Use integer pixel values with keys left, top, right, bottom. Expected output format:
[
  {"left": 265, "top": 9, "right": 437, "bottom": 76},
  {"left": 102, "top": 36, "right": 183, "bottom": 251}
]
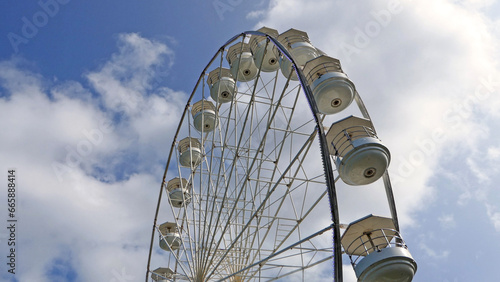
[
  {"left": 266, "top": 254, "right": 334, "bottom": 282},
  {"left": 250, "top": 130, "right": 318, "bottom": 259},
  {"left": 201, "top": 72, "right": 294, "bottom": 274},
  {"left": 218, "top": 84, "right": 296, "bottom": 249},
  {"left": 220, "top": 224, "right": 334, "bottom": 281},
  {"left": 249, "top": 140, "right": 318, "bottom": 262},
  {"left": 205, "top": 125, "right": 318, "bottom": 280},
  {"left": 197, "top": 89, "right": 245, "bottom": 274},
  {"left": 244, "top": 135, "right": 315, "bottom": 256}
]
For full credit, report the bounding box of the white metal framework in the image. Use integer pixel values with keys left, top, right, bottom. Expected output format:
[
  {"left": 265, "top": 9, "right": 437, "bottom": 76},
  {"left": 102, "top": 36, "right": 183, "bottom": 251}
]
[{"left": 146, "top": 27, "right": 416, "bottom": 281}]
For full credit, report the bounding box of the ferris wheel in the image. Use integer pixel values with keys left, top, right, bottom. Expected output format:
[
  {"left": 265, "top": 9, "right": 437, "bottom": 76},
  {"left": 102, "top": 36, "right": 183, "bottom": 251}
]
[{"left": 146, "top": 27, "right": 417, "bottom": 281}]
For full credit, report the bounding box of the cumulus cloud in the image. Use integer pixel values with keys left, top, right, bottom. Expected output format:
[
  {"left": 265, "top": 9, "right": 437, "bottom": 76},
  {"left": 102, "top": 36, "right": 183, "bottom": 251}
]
[
  {"left": 486, "top": 204, "right": 500, "bottom": 232},
  {"left": 0, "top": 33, "right": 184, "bottom": 281},
  {"left": 252, "top": 0, "right": 500, "bottom": 225},
  {"left": 458, "top": 0, "right": 496, "bottom": 9},
  {"left": 419, "top": 242, "right": 450, "bottom": 259},
  {"left": 438, "top": 213, "right": 456, "bottom": 229},
  {"left": 86, "top": 33, "right": 176, "bottom": 114},
  {"left": 487, "top": 146, "right": 500, "bottom": 159},
  {"left": 249, "top": 0, "right": 500, "bottom": 279}
]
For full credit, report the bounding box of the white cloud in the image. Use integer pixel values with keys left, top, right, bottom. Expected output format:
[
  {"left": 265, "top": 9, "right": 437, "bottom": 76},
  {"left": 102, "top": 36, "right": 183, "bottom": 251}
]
[
  {"left": 246, "top": 9, "right": 266, "bottom": 20},
  {"left": 438, "top": 214, "right": 456, "bottom": 229},
  {"left": 466, "top": 157, "right": 491, "bottom": 184},
  {"left": 486, "top": 204, "right": 500, "bottom": 232},
  {"left": 86, "top": 33, "right": 176, "bottom": 115},
  {"left": 251, "top": 0, "right": 500, "bottom": 225},
  {"left": 83, "top": 33, "right": 185, "bottom": 179},
  {"left": 249, "top": 1, "right": 500, "bottom": 279},
  {"left": 487, "top": 146, "right": 500, "bottom": 160},
  {"left": 0, "top": 33, "right": 184, "bottom": 281},
  {"left": 458, "top": 0, "right": 496, "bottom": 9},
  {"left": 342, "top": 264, "right": 358, "bottom": 282},
  {"left": 420, "top": 243, "right": 450, "bottom": 259}
]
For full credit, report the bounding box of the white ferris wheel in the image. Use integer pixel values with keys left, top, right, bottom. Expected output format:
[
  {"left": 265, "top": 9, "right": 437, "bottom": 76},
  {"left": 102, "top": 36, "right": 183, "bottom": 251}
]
[{"left": 146, "top": 27, "right": 417, "bottom": 282}]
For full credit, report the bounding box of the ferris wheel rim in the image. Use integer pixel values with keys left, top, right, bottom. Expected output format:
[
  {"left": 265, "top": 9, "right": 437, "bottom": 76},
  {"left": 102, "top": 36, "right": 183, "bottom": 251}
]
[{"left": 146, "top": 30, "right": 344, "bottom": 282}]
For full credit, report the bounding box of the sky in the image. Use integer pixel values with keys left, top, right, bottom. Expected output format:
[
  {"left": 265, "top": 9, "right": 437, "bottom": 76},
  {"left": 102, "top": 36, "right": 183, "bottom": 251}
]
[{"left": 0, "top": 0, "right": 499, "bottom": 281}]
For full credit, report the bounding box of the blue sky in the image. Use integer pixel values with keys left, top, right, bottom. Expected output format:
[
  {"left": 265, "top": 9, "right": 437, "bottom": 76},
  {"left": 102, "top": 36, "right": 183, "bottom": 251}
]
[{"left": 1, "top": 0, "right": 500, "bottom": 281}]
